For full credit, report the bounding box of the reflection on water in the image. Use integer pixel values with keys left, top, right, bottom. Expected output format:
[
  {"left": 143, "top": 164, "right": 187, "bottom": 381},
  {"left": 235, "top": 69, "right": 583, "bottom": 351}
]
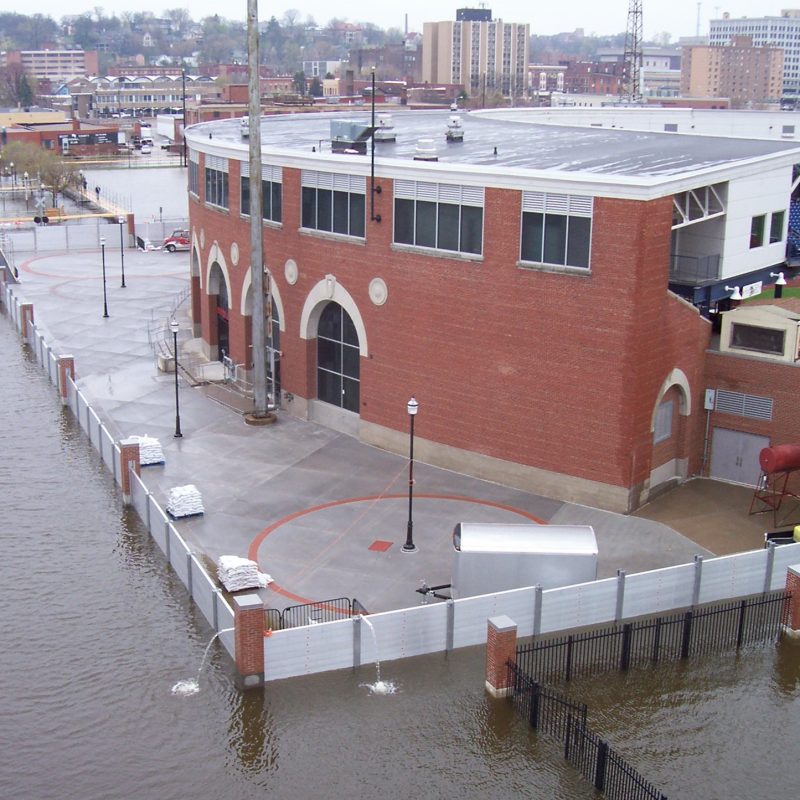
[{"left": 1, "top": 315, "right": 798, "bottom": 800}]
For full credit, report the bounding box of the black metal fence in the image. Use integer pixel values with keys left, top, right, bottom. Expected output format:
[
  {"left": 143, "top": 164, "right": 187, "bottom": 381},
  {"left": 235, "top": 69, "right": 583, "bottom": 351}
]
[
  {"left": 263, "top": 597, "right": 369, "bottom": 631},
  {"left": 508, "top": 662, "right": 667, "bottom": 800},
  {"left": 517, "top": 591, "right": 789, "bottom": 684}
]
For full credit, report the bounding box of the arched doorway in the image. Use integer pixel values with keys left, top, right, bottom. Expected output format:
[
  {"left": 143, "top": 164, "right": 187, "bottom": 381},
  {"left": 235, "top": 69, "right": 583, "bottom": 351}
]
[
  {"left": 267, "top": 298, "right": 281, "bottom": 398},
  {"left": 190, "top": 246, "right": 201, "bottom": 337},
  {"left": 217, "top": 278, "right": 229, "bottom": 358},
  {"left": 317, "top": 302, "right": 359, "bottom": 413}
]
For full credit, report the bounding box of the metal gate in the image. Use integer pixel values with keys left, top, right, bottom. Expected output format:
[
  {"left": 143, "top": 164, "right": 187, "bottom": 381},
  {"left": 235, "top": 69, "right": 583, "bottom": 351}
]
[{"left": 709, "top": 428, "right": 769, "bottom": 486}]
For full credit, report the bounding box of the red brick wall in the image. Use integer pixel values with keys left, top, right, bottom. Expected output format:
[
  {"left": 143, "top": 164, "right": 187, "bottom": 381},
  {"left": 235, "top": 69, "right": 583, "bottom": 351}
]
[{"left": 189, "top": 164, "right": 712, "bottom": 496}]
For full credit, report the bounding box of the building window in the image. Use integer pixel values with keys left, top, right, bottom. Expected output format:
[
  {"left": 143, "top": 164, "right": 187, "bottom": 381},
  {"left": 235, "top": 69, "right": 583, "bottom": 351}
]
[
  {"left": 770, "top": 210, "right": 785, "bottom": 243},
  {"left": 240, "top": 162, "right": 282, "bottom": 223},
  {"left": 750, "top": 214, "right": 766, "bottom": 248},
  {"left": 730, "top": 323, "right": 785, "bottom": 355},
  {"left": 654, "top": 400, "right": 673, "bottom": 443},
  {"left": 520, "top": 192, "right": 593, "bottom": 269},
  {"left": 188, "top": 151, "right": 199, "bottom": 195},
  {"left": 301, "top": 170, "right": 365, "bottom": 238},
  {"left": 393, "top": 180, "right": 484, "bottom": 255},
  {"left": 204, "top": 155, "right": 229, "bottom": 209}
]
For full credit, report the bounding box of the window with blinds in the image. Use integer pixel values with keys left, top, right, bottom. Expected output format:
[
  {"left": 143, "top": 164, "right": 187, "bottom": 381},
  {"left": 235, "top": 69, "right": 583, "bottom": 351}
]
[
  {"left": 240, "top": 162, "right": 282, "bottom": 223},
  {"left": 393, "top": 180, "right": 484, "bottom": 256},
  {"left": 520, "top": 191, "right": 593, "bottom": 269},
  {"left": 301, "top": 170, "right": 365, "bottom": 238}
]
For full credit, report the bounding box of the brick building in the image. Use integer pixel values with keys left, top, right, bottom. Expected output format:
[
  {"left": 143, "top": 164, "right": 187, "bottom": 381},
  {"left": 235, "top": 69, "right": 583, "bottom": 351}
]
[
  {"left": 681, "top": 36, "right": 784, "bottom": 106},
  {"left": 183, "top": 109, "right": 800, "bottom": 512}
]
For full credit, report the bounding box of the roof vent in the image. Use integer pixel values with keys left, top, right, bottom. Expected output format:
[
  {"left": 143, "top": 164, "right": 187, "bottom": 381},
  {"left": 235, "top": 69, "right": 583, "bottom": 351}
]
[
  {"left": 446, "top": 115, "right": 463, "bottom": 142},
  {"left": 374, "top": 113, "right": 396, "bottom": 142},
  {"left": 413, "top": 138, "right": 438, "bottom": 161}
]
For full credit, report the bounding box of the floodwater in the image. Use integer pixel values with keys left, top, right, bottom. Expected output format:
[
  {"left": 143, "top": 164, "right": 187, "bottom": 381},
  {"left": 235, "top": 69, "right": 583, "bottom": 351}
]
[{"left": 2, "top": 166, "right": 798, "bottom": 799}]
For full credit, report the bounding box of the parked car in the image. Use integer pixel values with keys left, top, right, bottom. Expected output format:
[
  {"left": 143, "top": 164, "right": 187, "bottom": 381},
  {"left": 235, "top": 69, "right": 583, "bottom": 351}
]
[
  {"left": 163, "top": 229, "right": 190, "bottom": 252},
  {"left": 140, "top": 144, "right": 152, "bottom": 154}
]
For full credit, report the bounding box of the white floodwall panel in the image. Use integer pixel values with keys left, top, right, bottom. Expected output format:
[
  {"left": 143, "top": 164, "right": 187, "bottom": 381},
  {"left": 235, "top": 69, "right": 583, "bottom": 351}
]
[
  {"left": 76, "top": 391, "right": 89, "bottom": 435},
  {"left": 698, "top": 551, "right": 769, "bottom": 604},
  {"left": 452, "top": 587, "right": 535, "bottom": 648},
  {"left": 622, "top": 563, "right": 695, "bottom": 618},
  {"left": 264, "top": 619, "right": 355, "bottom": 680},
  {"left": 168, "top": 524, "right": 191, "bottom": 587},
  {"left": 130, "top": 471, "right": 149, "bottom": 523},
  {"left": 365, "top": 604, "right": 450, "bottom": 662},
  {"left": 100, "top": 426, "right": 115, "bottom": 472},
  {"left": 48, "top": 349, "right": 57, "bottom": 385},
  {"left": 772, "top": 543, "right": 800, "bottom": 588},
  {"left": 89, "top": 408, "right": 102, "bottom": 450},
  {"left": 67, "top": 377, "right": 77, "bottom": 414},
  {"left": 113, "top": 443, "right": 121, "bottom": 485},
  {"left": 218, "top": 602, "right": 235, "bottom": 658},
  {"left": 148, "top": 496, "right": 169, "bottom": 553},
  {"left": 34, "top": 329, "right": 44, "bottom": 365},
  {"left": 539, "top": 578, "right": 619, "bottom": 635},
  {"left": 191, "top": 556, "right": 218, "bottom": 629}
]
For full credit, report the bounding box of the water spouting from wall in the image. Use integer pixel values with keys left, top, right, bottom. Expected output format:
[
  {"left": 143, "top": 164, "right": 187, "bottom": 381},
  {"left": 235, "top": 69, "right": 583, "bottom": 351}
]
[
  {"left": 360, "top": 615, "right": 397, "bottom": 695},
  {"left": 172, "top": 627, "right": 235, "bottom": 696}
]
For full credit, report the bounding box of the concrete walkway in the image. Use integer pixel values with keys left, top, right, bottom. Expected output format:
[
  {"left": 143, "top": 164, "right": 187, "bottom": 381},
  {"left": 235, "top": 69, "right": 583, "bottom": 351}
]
[{"left": 5, "top": 244, "right": 778, "bottom": 613}]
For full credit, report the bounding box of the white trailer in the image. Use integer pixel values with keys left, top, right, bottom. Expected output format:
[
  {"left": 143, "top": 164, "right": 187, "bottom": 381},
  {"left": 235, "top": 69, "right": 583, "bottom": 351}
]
[{"left": 451, "top": 523, "right": 598, "bottom": 598}]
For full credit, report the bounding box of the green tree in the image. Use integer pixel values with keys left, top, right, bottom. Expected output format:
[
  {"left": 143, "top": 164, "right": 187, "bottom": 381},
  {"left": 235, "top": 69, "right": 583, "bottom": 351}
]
[
  {"left": 293, "top": 70, "right": 306, "bottom": 95},
  {"left": 0, "top": 63, "right": 35, "bottom": 108},
  {"left": 309, "top": 76, "right": 323, "bottom": 97}
]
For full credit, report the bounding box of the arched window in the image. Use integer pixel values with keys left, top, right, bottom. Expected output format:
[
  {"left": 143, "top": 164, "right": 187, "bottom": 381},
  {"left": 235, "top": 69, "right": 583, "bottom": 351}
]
[{"left": 317, "top": 302, "right": 360, "bottom": 412}]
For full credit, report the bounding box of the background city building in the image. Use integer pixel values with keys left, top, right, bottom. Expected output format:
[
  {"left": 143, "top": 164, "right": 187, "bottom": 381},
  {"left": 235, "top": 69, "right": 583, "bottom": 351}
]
[
  {"left": 422, "top": 11, "right": 529, "bottom": 98},
  {"left": 681, "top": 36, "right": 784, "bottom": 106},
  {"left": 709, "top": 9, "right": 800, "bottom": 98}
]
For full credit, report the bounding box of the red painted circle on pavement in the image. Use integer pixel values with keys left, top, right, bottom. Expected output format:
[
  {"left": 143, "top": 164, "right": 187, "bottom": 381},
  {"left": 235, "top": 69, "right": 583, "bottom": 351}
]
[{"left": 249, "top": 493, "right": 545, "bottom": 606}]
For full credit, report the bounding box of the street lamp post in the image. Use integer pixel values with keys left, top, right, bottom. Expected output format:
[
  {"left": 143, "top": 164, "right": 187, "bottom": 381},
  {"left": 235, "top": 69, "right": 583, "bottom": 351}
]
[
  {"left": 170, "top": 319, "right": 183, "bottom": 438},
  {"left": 402, "top": 396, "right": 419, "bottom": 553},
  {"left": 100, "top": 237, "right": 109, "bottom": 318},
  {"left": 23, "top": 171, "right": 29, "bottom": 209},
  {"left": 118, "top": 216, "right": 126, "bottom": 287}
]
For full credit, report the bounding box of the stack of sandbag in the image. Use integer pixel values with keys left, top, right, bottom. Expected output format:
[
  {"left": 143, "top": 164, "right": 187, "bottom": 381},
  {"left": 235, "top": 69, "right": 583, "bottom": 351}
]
[
  {"left": 129, "top": 434, "right": 164, "bottom": 466},
  {"left": 217, "top": 555, "right": 272, "bottom": 591},
  {"left": 166, "top": 484, "right": 204, "bottom": 518}
]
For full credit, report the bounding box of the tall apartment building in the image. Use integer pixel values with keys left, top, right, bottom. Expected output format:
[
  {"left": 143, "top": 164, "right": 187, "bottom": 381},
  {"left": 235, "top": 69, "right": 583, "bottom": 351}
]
[
  {"left": 1, "top": 49, "right": 99, "bottom": 83},
  {"left": 709, "top": 9, "right": 800, "bottom": 96},
  {"left": 422, "top": 15, "right": 529, "bottom": 97},
  {"left": 681, "top": 36, "right": 784, "bottom": 105}
]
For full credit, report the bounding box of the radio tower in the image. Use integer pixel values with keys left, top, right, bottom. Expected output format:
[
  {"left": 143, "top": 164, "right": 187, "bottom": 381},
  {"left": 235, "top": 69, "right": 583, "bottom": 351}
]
[{"left": 621, "top": 0, "right": 644, "bottom": 103}]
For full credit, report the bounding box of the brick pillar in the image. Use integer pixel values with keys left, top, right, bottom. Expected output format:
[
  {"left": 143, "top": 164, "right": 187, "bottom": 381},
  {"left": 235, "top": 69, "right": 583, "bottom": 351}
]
[
  {"left": 20, "top": 302, "right": 34, "bottom": 340},
  {"left": 784, "top": 565, "right": 800, "bottom": 638},
  {"left": 485, "top": 615, "right": 518, "bottom": 698},
  {"left": 118, "top": 437, "right": 141, "bottom": 504},
  {"left": 234, "top": 593, "right": 265, "bottom": 688},
  {"left": 57, "top": 355, "right": 75, "bottom": 405}
]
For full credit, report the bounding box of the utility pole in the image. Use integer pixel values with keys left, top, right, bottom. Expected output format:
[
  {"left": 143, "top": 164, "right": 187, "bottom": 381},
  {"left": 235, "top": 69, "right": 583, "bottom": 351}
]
[{"left": 246, "top": 0, "right": 271, "bottom": 422}]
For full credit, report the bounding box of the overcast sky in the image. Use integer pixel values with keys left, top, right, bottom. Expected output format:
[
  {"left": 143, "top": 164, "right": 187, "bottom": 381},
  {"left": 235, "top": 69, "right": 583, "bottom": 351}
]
[{"left": 2, "top": 2, "right": 784, "bottom": 41}]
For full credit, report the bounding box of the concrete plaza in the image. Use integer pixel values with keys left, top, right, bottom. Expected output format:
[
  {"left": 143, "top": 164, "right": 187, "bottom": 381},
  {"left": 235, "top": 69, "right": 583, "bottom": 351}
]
[{"left": 4, "top": 242, "right": 777, "bottom": 613}]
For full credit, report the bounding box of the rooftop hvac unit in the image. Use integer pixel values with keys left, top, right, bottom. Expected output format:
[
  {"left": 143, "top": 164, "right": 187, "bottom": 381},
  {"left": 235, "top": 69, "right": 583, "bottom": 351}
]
[
  {"left": 330, "top": 119, "right": 374, "bottom": 154},
  {"left": 446, "top": 115, "right": 464, "bottom": 142},
  {"left": 374, "top": 113, "right": 396, "bottom": 142}
]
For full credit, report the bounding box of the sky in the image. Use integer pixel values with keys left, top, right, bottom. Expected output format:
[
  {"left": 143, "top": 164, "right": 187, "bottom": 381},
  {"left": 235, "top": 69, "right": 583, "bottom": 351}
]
[{"left": 1, "top": 1, "right": 788, "bottom": 42}]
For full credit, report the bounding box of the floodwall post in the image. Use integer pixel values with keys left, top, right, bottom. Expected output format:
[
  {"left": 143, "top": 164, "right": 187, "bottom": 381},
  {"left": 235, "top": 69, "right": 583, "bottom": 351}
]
[
  {"left": 234, "top": 593, "right": 265, "bottom": 688},
  {"left": 485, "top": 615, "right": 517, "bottom": 698}
]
